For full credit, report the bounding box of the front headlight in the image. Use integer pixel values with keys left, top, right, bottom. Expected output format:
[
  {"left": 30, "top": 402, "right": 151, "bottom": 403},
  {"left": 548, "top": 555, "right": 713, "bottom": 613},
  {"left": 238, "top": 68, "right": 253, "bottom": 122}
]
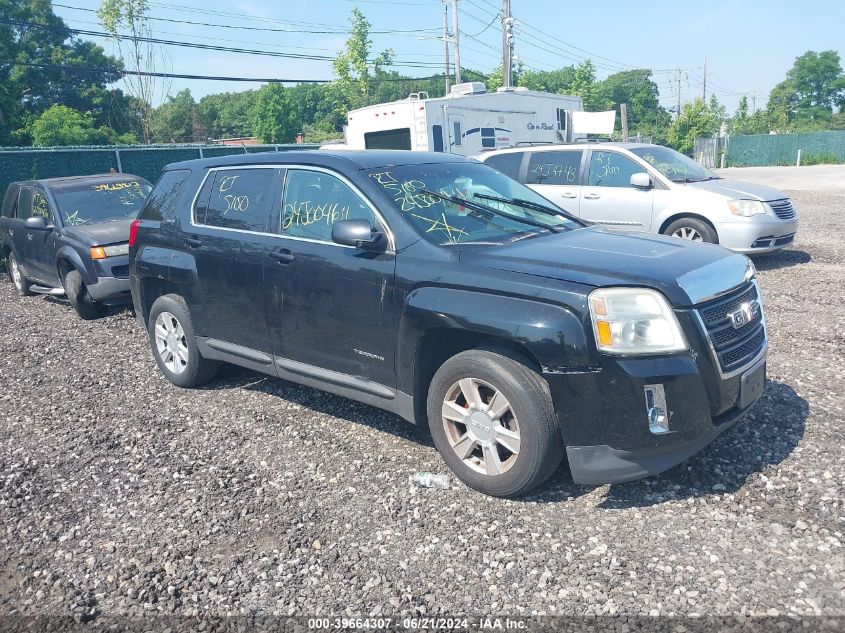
[
  {"left": 90, "top": 243, "right": 129, "bottom": 259},
  {"left": 588, "top": 288, "right": 687, "bottom": 354},
  {"left": 728, "top": 199, "right": 767, "bottom": 217}
]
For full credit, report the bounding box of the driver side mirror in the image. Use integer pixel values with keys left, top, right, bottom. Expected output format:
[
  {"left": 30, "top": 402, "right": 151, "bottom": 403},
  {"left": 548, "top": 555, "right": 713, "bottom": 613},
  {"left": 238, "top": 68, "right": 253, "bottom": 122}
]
[
  {"left": 331, "top": 219, "right": 386, "bottom": 252},
  {"left": 24, "top": 216, "right": 52, "bottom": 230},
  {"left": 630, "top": 172, "right": 653, "bottom": 189}
]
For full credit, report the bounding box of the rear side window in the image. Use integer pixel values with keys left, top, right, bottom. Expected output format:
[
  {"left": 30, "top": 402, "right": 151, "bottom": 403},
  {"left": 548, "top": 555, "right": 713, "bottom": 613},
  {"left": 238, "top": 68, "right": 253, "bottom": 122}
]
[
  {"left": 526, "top": 150, "right": 583, "bottom": 185},
  {"left": 202, "top": 168, "right": 277, "bottom": 232},
  {"left": 484, "top": 152, "right": 524, "bottom": 180},
  {"left": 142, "top": 170, "right": 191, "bottom": 221}
]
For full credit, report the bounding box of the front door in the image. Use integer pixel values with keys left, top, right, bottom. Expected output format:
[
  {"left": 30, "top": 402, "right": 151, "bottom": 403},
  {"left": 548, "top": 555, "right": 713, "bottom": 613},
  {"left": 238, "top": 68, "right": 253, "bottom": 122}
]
[
  {"left": 579, "top": 150, "right": 655, "bottom": 231},
  {"left": 183, "top": 166, "right": 280, "bottom": 352},
  {"left": 524, "top": 149, "right": 585, "bottom": 217},
  {"left": 16, "top": 187, "right": 60, "bottom": 285},
  {"left": 264, "top": 167, "right": 396, "bottom": 387}
]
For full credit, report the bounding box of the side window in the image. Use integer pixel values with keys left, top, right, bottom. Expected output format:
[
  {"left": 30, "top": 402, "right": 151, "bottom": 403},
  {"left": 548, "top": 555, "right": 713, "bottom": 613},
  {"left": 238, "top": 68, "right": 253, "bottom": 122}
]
[
  {"left": 556, "top": 108, "right": 567, "bottom": 133},
  {"left": 453, "top": 121, "right": 462, "bottom": 147},
  {"left": 432, "top": 125, "right": 444, "bottom": 152},
  {"left": 203, "top": 168, "right": 276, "bottom": 232},
  {"left": 480, "top": 127, "right": 496, "bottom": 149},
  {"left": 17, "top": 187, "right": 51, "bottom": 220},
  {"left": 526, "top": 150, "right": 583, "bottom": 185},
  {"left": 280, "top": 170, "right": 375, "bottom": 243},
  {"left": 142, "top": 170, "right": 191, "bottom": 221},
  {"left": 484, "top": 152, "right": 525, "bottom": 180},
  {"left": 587, "top": 151, "right": 643, "bottom": 188},
  {"left": 2, "top": 186, "right": 18, "bottom": 218}
]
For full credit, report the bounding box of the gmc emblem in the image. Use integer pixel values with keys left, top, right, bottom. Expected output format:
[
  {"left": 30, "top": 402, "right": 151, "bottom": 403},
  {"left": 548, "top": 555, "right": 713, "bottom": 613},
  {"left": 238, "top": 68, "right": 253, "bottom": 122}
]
[{"left": 726, "top": 300, "right": 760, "bottom": 329}]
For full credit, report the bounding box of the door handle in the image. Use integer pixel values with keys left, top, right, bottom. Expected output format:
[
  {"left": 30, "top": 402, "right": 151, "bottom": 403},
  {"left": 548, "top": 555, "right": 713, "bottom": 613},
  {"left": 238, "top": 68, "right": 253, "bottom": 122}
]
[
  {"left": 183, "top": 235, "right": 203, "bottom": 248},
  {"left": 269, "top": 249, "right": 295, "bottom": 264},
  {"left": 583, "top": 193, "right": 601, "bottom": 200},
  {"left": 561, "top": 192, "right": 578, "bottom": 199}
]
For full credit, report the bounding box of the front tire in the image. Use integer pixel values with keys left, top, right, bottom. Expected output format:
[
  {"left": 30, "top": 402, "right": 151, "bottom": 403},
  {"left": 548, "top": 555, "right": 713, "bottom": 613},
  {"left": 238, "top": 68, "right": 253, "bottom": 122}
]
[
  {"left": 8, "top": 252, "right": 33, "bottom": 296},
  {"left": 63, "top": 270, "right": 104, "bottom": 320},
  {"left": 664, "top": 217, "right": 718, "bottom": 244},
  {"left": 148, "top": 294, "right": 219, "bottom": 388},
  {"left": 426, "top": 349, "right": 563, "bottom": 497}
]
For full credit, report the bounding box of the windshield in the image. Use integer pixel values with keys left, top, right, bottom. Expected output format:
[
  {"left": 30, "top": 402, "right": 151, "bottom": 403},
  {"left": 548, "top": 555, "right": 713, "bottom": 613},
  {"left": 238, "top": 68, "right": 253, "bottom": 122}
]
[
  {"left": 53, "top": 179, "right": 152, "bottom": 226},
  {"left": 365, "top": 162, "right": 580, "bottom": 245},
  {"left": 630, "top": 146, "right": 718, "bottom": 183}
]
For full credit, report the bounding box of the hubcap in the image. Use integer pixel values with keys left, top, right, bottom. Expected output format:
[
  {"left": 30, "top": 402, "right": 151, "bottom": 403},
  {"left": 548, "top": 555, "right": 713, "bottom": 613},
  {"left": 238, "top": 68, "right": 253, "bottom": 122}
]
[
  {"left": 154, "top": 311, "right": 189, "bottom": 374},
  {"left": 441, "top": 378, "right": 521, "bottom": 476},
  {"left": 9, "top": 257, "right": 21, "bottom": 289},
  {"left": 672, "top": 226, "right": 703, "bottom": 241}
]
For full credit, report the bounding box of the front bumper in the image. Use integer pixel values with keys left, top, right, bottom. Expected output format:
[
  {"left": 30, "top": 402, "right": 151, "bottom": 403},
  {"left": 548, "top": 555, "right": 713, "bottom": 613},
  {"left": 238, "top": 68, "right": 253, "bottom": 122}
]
[
  {"left": 715, "top": 216, "right": 798, "bottom": 254},
  {"left": 549, "top": 317, "right": 767, "bottom": 485},
  {"left": 86, "top": 255, "right": 131, "bottom": 304}
]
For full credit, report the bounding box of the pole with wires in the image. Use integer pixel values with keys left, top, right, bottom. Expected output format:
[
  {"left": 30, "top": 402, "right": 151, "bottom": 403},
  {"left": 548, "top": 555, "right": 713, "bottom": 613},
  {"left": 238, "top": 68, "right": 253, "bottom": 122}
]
[
  {"left": 443, "top": 3, "right": 451, "bottom": 93},
  {"left": 502, "top": 0, "right": 513, "bottom": 88},
  {"left": 451, "top": 0, "right": 462, "bottom": 84}
]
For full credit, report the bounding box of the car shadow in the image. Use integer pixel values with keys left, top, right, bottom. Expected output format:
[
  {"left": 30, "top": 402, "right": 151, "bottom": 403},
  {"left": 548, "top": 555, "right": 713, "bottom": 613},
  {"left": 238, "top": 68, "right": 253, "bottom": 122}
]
[
  {"left": 751, "top": 249, "right": 811, "bottom": 271},
  {"left": 201, "top": 364, "right": 435, "bottom": 449}
]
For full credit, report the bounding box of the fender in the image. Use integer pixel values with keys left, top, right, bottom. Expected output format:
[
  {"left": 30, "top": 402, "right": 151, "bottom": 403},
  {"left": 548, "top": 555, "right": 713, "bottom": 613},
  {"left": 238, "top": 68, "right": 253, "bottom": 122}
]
[
  {"left": 55, "top": 244, "right": 96, "bottom": 286},
  {"left": 397, "top": 286, "right": 594, "bottom": 393}
]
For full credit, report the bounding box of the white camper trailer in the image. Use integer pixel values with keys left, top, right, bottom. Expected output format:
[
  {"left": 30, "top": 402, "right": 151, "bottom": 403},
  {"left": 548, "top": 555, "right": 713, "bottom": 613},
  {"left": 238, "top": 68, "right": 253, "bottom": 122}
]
[{"left": 344, "top": 82, "right": 585, "bottom": 156}]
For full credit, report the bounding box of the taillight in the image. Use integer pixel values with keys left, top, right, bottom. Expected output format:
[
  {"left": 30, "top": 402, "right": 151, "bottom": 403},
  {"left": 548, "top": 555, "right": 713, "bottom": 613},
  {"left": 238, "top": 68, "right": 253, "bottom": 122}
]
[{"left": 128, "top": 218, "right": 140, "bottom": 247}]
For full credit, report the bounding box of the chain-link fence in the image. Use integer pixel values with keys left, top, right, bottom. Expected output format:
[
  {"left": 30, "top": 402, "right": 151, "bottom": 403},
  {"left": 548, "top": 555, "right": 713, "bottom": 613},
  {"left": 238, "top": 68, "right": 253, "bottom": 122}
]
[
  {"left": 0, "top": 144, "right": 319, "bottom": 195},
  {"left": 693, "top": 131, "right": 845, "bottom": 168}
]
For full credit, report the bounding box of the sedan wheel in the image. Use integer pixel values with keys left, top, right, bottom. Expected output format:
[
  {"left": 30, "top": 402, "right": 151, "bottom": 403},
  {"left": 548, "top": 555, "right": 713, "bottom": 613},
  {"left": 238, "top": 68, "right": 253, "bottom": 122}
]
[
  {"left": 441, "top": 377, "right": 521, "bottom": 476},
  {"left": 672, "top": 226, "right": 703, "bottom": 241},
  {"left": 154, "top": 311, "right": 189, "bottom": 374}
]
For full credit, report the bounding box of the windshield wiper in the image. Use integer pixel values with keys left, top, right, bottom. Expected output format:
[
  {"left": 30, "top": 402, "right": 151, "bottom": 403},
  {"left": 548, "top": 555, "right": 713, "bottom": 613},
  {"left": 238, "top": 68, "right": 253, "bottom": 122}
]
[
  {"left": 420, "top": 189, "right": 562, "bottom": 234},
  {"left": 473, "top": 193, "right": 584, "bottom": 225}
]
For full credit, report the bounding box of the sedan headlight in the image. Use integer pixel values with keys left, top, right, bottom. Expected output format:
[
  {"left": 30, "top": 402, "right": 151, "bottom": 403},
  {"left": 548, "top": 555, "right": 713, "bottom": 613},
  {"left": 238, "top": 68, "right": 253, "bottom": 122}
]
[
  {"left": 90, "top": 243, "right": 129, "bottom": 259},
  {"left": 728, "top": 199, "right": 767, "bottom": 217},
  {"left": 588, "top": 288, "right": 687, "bottom": 354}
]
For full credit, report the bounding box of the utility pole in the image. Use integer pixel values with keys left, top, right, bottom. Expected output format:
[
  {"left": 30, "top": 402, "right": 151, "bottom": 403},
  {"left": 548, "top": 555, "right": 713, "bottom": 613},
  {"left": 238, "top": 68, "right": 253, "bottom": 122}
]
[
  {"left": 451, "top": 0, "right": 462, "bottom": 84},
  {"left": 443, "top": 3, "right": 451, "bottom": 93},
  {"left": 620, "top": 103, "right": 629, "bottom": 141},
  {"left": 502, "top": 0, "right": 513, "bottom": 87},
  {"left": 676, "top": 69, "right": 683, "bottom": 118},
  {"left": 702, "top": 53, "right": 707, "bottom": 100},
  {"left": 751, "top": 90, "right": 757, "bottom": 114}
]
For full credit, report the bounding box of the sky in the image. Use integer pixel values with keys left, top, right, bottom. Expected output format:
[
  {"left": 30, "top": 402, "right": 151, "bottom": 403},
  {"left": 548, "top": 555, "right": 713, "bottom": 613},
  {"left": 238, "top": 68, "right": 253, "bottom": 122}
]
[{"left": 53, "top": 0, "right": 845, "bottom": 113}]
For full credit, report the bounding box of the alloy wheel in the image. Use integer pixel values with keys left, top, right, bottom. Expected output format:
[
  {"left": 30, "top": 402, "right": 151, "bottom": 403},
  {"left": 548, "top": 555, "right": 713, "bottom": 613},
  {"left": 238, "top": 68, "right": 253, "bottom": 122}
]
[
  {"left": 9, "top": 256, "right": 22, "bottom": 290},
  {"left": 672, "top": 226, "right": 704, "bottom": 241},
  {"left": 441, "top": 377, "right": 521, "bottom": 476},
  {"left": 154, "top": 311, "right": 189, "bottom": 374}
]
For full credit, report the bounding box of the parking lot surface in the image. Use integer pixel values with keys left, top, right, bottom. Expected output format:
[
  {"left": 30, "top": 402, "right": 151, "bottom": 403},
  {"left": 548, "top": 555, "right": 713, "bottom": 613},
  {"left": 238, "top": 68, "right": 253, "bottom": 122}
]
[{"left": 0, "top": 191, "right": 843, "bottom": 622}]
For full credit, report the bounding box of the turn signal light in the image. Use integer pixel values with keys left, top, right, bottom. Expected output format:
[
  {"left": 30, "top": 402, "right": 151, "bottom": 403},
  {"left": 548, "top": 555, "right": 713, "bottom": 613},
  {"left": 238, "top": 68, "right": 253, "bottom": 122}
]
[
  {"left": 596, "top": 320, "right": 613, "bottom": 346},
  {"left": 90, "top": 246, "right": 107, "bottom": 260}
]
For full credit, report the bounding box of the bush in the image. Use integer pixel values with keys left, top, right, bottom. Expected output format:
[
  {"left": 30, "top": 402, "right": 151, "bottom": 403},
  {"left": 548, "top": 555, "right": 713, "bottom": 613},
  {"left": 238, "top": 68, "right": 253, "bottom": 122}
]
[{"left": 800, "top": 153, "right": 844, "bottom": 166}]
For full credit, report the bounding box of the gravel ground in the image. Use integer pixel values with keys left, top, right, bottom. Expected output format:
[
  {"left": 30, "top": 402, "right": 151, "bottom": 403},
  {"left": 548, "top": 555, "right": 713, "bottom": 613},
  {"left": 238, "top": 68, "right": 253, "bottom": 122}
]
[{"left": 0, "top": 190, "right": 843, "bottom": 625}]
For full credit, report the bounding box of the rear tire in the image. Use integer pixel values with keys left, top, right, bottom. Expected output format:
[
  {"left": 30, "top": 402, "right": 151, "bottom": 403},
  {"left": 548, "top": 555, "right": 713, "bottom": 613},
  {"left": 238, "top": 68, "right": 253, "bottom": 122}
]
[
  {"left": 8, "top": 252, "right": 33, "bottom": 296},
  {"left": 148, "top": 294, "right": 219, "bottom": 388},
  {"left": 664, "top": 217, "right": 718, "bottom": 244},
  {"left": 426, "top": 349, "right": 563, "bottom": 498},
  {"left": 63, "top": 269, "right": 104, "bottom": 320}
]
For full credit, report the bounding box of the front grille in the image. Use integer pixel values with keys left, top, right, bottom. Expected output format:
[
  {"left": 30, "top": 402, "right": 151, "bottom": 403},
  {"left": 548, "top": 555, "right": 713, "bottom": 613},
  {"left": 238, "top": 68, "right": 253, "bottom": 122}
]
[
  {"left": 769, "top": 198, "right": 796, "bottom": 220},
  {"left": 695, "top": 282, "right": 766, "bottom": 373}
]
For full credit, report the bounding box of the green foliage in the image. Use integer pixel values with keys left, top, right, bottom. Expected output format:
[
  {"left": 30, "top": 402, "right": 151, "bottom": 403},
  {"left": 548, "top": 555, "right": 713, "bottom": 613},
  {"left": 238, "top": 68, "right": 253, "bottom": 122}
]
[
  {"left": 251, "top": 83, "right": 299, "bottom": 144},
  {"left": 197, "top": 91, "right": 257, "bottom": 140},
  {"left": 799, "top": 153, "right": 843, "bottom": 166},
  {"left": 28, "top": 105, "right": 136, "bottom": 146},
  {"left": 151, "top": 89, "right": 205, "bottom": 143},
  {"left": 768, "top": 50, "right": 845, "bottom": 129},
  {"left": 667, "top": 98, "right": 721, "bottom": 155}
]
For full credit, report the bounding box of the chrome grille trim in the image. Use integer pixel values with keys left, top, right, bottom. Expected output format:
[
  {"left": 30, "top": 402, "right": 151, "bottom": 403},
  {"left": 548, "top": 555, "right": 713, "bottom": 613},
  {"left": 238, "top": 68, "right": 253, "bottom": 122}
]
[{"left": 769, "top": 198, "right": 797, "bottom": 220}]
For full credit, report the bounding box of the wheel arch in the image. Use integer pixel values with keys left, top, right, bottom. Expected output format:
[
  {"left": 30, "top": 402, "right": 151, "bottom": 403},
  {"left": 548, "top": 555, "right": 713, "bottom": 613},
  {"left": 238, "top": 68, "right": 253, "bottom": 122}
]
[
  {"left": 658, "top": 212, "right": 719, "bottom": 242},
  {"left": 54, "top": 245, "right": 96, "bottom": 286}
]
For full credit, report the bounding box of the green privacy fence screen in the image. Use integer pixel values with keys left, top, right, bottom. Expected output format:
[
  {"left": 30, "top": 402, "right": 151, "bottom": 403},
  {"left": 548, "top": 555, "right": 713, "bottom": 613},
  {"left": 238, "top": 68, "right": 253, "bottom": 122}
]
[
  {"left": 726, "top": 131, "right": 845, "bottom": 167},
  {"left": 0, "top": 144, "right": 319, "bottom": 195}
]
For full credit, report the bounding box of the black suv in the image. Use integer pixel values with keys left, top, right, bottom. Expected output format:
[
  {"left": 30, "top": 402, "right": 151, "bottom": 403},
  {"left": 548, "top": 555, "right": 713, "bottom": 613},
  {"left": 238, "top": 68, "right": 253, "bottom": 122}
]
[
  {"left": 129, "top": 151, "right": 768, "bottom": 497},
  {"left": 1, "top": 174, "right": 152, "bottom": 318}
]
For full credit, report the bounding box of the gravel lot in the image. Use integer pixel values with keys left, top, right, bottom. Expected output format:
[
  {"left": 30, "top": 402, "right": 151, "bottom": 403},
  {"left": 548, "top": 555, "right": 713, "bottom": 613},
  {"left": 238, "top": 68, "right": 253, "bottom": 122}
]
[{"left": 0, "top": 190, "right": 843, "bottom": 625}]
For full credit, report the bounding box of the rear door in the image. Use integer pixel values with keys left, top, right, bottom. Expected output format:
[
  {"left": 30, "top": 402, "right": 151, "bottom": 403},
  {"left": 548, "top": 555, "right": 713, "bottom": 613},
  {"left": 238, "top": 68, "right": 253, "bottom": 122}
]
[
  {"left": 579, "top": 149, "right": 654, "bottom": 231},
  {"left": 524, "top": 149, "right": 586, "bottom": 217},
  {"left": 184, "top": 166, "right": 281, "bottom": 352}
]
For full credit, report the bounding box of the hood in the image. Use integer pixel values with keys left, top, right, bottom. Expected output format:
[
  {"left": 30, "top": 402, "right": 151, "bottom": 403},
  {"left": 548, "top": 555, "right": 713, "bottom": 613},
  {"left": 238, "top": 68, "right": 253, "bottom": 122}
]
[
  {"left": 62, "top": 219, "right": 132, "bottom": 247},
  {"left": 687, "top": 178, "right": 788, "bottom": 202},
  {"left": 460, "top": 227, "right": 752, "bottom": 307}
]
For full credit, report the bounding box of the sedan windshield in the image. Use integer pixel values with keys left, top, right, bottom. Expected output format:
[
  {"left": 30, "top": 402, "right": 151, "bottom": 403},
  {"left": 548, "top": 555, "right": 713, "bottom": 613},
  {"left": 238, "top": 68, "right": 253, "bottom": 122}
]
[
  {"left": 366, "top": 162, "right": 580, "bottom": 245},
  {"left": 53, "top": 179, "right": 152, "bottom": 226},
  {"left": 630, "top": 146, "right": 719, "bottom": 183}
]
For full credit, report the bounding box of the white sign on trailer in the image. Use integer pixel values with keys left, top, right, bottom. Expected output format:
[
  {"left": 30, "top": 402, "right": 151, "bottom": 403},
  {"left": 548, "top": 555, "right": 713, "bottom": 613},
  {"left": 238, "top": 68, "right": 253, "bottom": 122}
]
[{"left": 571, "top": 110, "right": 617, "bottom": 136}]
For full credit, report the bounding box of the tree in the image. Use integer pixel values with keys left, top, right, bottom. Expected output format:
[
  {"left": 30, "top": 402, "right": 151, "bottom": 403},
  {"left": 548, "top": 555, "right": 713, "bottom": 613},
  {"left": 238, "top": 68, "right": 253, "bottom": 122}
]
[
  {"left": 97, "top": 0, "right": 171, "bottom": 143},
  {"left": 330, "top": 8, "right": 393, "bottom": 116},
  {"left": 667, "top": 98, "right": 720, "bottom": 155},
  {"left": 251, "top": 83, "right": 298, "bottom": 144},
  {"left": 28, "top": 105, "right": 135, "bottom": 146},
  {"left": 151, "top": 89, "right": 200, "bottom": 143},
  {"left": 767, "top": 50, "right": 845, "bottom": 129},
  {"left": 197, "top": 91, "right": 257, "bottom": 140}
]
